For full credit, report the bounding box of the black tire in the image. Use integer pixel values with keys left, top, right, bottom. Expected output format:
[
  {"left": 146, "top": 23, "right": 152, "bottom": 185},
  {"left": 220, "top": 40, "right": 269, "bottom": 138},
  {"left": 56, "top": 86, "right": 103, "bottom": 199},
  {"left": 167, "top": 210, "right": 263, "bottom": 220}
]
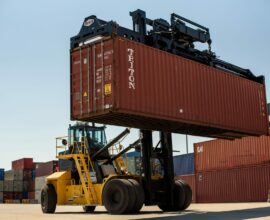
[
  {"left": 158, "top": 180, "right": 186, "bottom": 212},
  {"left": 83, "top": 206, "right": 96, "bottom": 213},
  {"left": 102, "top": 179, "right": 135, "bottom": 214},
  {"left": 177, "top": 180, "right": 192, "bottom": 210},
  {"left": 128, "top": 179, "right": 145, "bottom": 213},
  {"left": 41, "top": 184, "right": 57, "bottom": 213},
  {"left": 122, "top": 179, "right": 137, "bottom": 213}
]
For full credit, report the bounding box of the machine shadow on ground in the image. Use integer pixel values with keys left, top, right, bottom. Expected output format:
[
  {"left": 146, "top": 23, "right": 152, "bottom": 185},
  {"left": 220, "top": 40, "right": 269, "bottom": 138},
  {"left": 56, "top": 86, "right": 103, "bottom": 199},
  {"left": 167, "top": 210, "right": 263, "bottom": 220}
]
[
  {"left": 53, "top": 206, "right": 270, "bottom": 219},
  {"left": 132, "top": 207, "right": 270, "bottom": 220}
]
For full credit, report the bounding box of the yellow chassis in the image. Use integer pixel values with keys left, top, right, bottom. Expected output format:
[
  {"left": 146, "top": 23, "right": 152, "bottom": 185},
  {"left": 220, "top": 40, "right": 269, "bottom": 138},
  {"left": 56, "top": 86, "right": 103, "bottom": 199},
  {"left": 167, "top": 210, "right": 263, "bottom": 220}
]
[{"left": 46, "top": 171, "right": 139, "bottom": 206}]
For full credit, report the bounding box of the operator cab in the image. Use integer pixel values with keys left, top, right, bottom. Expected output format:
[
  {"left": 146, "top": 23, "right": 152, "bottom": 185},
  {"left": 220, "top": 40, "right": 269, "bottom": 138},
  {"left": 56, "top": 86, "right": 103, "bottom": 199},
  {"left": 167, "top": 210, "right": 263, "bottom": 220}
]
[{"left": 68, "top": 123, "right": 107, "bottom": 157}]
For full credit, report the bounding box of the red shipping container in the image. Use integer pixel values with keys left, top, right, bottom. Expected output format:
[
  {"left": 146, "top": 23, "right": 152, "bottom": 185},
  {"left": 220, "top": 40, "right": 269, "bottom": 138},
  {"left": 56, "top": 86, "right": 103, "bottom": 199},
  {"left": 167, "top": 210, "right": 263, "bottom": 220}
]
[
  {"left": 70, "top": 36, "right": 268, "bottom": 139},
  {"left": 194, "top": 134, "right": 270, "bottom": 172},
  {"left": 3, "top": 192, "right": 13, "bottom": 200},
  {"left": 12, "top": 158, "right": 33, "bottom": 170},
  {"left": 196, "top": 163, "right": 270, "bottom": 203},
  {"left": 36, "top": 161, "right": 58, "bottom": 177},
  {"left": 23, "top": 180, "right": 35, "bottom": 192},
  {"left": 175, "top": 174, "right": 196, "bottom": 203},
  {"left": 28, "top": 192, "right": 35, "bottom": 200},
  {"left": 33, "top": 162, "right": 44, "bottom": 170}
]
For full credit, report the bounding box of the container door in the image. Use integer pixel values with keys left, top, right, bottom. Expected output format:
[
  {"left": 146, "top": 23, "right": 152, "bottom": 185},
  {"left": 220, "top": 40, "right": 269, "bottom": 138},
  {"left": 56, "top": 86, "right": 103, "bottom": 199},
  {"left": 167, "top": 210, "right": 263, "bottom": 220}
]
[
  {"left": 71, "top": 38, "right": 114, "bottom": 119},
  {"left": 92, "top": 40, "right": 114, "bottom": 113}
]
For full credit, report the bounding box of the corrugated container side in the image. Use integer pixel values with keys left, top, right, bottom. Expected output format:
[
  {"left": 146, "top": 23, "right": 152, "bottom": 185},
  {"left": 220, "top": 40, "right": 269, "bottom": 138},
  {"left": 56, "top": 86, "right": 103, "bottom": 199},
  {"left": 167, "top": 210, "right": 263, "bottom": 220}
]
[
  {"left": 196, "top": 163, "right": 270, "bottom": 203},
  {"left": 4, "top": 170, "right": 14, "bottom": 181},
  {"left": 33, "top": 162, "right": 44, "bottom": 170},
  {"left": 194, "top": 134, "right": 270, "bottom": 172},
  {"left": 13, "top": 192, "right": 22, "bottom": 200},
  {"left": 22, "top": 192, "right": 28, "bottom": 199},
  {"left": 268, "top": 103, "right": 270, "bottom": 127},
  {"left": 23, "top": 170, "right": 33, "bottom": 180},
  {"left": 3, "top": 192, "right": 13, "bottom": 200},
  {"left": 175, "top": 174, "right": 196, "bottom": 203},
  {"left": 36, "top": 161, "right": 58, "bottom": 177},
  {"left": 125, "top": 157, "right": 136, "bottom": 174},
  {"left": 35, "top": 191, "right": 41, "bottom": 203},
  {"left": 5, "top": 170, "right": 24, "bottom": 181},
  {"left": 13, "top": 181, "right": 23, "bottom": 192},
  {"left": 71, "top": 36, "right": 268, "bottom": 138},
  {"left": 28, "top": 191, "right": 35, "bottom": 200},
  {"left": 12, "top": 158, "right": 33, "bottom": 170},
  {"left": 173, "top": 153, "right": 194, "bottom": 175},
  {"left": 23, "top": 180, "right": 35, "bottom": 192},
  {"left": 0, "top": 192, "right": 3, "bottom": 201},
  {"left": 0, "top": 181, "right": 3, "bottom": 191},
  {"left": 35, "top": 176, "right": 47, "bottom": 191},
  {"left": 4, "top": 181, "right": 13, "bottom": 192}
]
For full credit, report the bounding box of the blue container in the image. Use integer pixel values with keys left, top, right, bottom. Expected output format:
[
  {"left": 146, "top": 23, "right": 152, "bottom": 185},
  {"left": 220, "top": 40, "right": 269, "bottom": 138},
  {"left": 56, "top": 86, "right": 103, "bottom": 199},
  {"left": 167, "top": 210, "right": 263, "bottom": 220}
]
[
  {"left": 31, "top": 170, "right": 36, "bottom": 179},
  {"left": 0, "top": 169, "right": 4, "bottom": 181},
  {"left": 124, "top": 151, "right": 141, "bottom": 158},
  {"left": 22, "top": 192, "right": 28, "bottom": 199},
  {"left": 173, "top": 153, "right": 194, "bottom": 176}
]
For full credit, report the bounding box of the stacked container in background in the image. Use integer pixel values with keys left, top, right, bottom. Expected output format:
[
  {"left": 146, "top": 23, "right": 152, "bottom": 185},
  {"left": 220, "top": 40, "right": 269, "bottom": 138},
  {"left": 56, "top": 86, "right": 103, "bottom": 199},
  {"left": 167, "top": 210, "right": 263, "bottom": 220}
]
[
  {"left": 35, "top": 161, "right": 58, "bottom": 203},
  {"left": 194, "top": 134, "right": 270, "bottom": 203},
  {"left": 173, "top": 153, "right": 196, "bottom": 202},
  {"left": 123, "top": 151, "right": 142, "bottom": 175},
  {"left": 268, "top": 103, "right": 270, "bottom": 127},
  {"left": 0, "top": 169, "right": 4, "bottom": 203},
  {"left": 3, "top": 158, "right": 36, "bottom": 203}
]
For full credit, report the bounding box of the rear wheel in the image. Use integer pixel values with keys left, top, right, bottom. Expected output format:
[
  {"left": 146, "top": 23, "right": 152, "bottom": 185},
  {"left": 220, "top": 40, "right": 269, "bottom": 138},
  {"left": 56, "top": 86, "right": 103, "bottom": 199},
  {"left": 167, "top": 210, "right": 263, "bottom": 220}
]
[
  {"left": 41, "top": 184, "right": 57, "bottom": 213},
  {"left": 158, "top": 180, "right": 186, "bottom": 212},
  {"left": 102, "top": 179, "right": 135, "bottom": 214},
  {"left": 178, "top": 180, "right": 192, "bottom": 210},
  {"left": 83, "top": 206, "right": 96, "bottom": 213},
  {"left": 128, "top": 179, "right": 145, "bottom": 213}
]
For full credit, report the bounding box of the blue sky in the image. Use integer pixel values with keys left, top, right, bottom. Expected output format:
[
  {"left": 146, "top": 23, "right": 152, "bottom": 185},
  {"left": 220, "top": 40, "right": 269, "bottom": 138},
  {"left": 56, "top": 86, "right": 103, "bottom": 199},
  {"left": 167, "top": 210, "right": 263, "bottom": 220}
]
[{"left": 0, "top": 0, "right": 269, "bottom": 170}]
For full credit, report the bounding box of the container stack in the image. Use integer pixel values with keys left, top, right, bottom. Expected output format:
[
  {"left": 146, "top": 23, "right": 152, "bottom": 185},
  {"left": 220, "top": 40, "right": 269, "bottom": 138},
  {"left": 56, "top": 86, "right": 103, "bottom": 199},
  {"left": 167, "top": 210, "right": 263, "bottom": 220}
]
[
  {"left": 194, "top": 134, "right": 270, "bottom": 203},
  {"left": 0, "top": 169, "right": 4, "bottom": 203},
  {"left": 3, "top": 158, "right": 36, "bottom": 204},
  {"left": 173, "top": 153, "right": 196, "bottom": 202},
  {"left": 35, "top": 161, "right": 58, "bottom": 203}
]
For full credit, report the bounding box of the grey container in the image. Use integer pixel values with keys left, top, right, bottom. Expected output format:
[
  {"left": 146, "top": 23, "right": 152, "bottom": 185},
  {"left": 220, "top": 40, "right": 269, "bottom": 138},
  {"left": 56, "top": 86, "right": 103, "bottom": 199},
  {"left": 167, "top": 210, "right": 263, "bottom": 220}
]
[
  {"left": 125, "top": 157, "right": 142, "bottom": 175},
  {"left": 13, "top": 181, "right": 23, "bottom": 192},
  {"left": 4, "top": 181, "right": 13, "bottom": 192},
  {"left": 35, "top": 190, "right": 41, "bottom": 203},
  {"left": 35, "top": 176, "right": 47, "bottom": 191},
  {"left": 4, "top": 170, "right": 23, "bottom": 181},
  {"left": 126, "top": 157, "right": 136, "bottom": 174},
  {"left": 0, "top": 181, "right": 3, "bottom": 191}
]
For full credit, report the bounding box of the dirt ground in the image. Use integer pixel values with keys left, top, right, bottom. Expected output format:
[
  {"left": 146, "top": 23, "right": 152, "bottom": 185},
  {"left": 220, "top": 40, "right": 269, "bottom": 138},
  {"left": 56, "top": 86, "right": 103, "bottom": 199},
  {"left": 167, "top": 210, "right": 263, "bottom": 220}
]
[{"left": 0, "top": 203, "right": 270, "bottom": 220}]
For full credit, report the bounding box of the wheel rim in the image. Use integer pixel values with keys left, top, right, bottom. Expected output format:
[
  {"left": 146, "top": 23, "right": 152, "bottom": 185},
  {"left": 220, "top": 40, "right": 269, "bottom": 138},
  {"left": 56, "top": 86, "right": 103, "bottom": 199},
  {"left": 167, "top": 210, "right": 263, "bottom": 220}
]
[{"left": 111, "top": 189, "right": 121, "bottom": 204}]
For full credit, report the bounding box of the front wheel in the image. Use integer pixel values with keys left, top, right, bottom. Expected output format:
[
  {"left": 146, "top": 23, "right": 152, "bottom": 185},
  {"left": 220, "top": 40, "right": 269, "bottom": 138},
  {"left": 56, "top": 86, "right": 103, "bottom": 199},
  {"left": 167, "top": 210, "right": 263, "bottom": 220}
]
[{"left": 41, "top": 184, "right": 57, "bottom": 213}]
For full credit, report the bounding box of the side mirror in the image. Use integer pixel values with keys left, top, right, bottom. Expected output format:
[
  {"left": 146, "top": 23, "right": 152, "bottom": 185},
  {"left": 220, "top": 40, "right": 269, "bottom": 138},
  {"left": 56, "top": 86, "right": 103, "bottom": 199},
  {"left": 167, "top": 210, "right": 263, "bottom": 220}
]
[{"left": 62, "top": 139, "right": 68, "bottom": 146}]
